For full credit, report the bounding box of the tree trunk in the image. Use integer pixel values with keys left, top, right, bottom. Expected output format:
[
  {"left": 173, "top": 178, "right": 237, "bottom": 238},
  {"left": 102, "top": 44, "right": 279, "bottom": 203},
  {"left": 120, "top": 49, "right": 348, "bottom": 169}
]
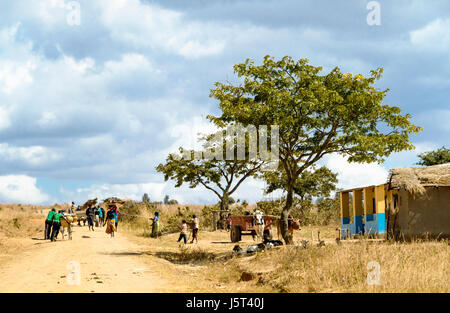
[
  {"left": 280, "top": 184, "right": 294, "bottom": 244},
  {"left": 217, "top": 193, "right": 230, "bottom": 229}
]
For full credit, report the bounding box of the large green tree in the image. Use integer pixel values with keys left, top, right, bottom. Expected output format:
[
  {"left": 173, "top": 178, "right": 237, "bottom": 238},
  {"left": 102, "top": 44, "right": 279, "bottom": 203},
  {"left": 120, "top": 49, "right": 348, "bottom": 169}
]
[
  {"left": 209, "top": 55, "right": 421, "bottom": 243},
  {"left": 416, "top": 146, "right": 450, "bottom": 166}
]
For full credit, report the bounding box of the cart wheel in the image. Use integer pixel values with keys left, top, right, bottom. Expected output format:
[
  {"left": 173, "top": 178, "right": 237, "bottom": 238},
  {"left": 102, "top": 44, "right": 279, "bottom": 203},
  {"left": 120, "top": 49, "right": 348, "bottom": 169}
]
[{"left": 230, "top": 225, "right": 241, "bottom": 242}]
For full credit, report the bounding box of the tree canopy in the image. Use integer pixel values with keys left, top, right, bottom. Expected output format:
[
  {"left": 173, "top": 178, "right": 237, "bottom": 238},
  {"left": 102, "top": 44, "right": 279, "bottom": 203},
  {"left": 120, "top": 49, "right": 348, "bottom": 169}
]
[
  {"left": 416, "top": 146, "right": 450, "bottom": 166},
  {"left": 209, "top": 55, "right": 422, "bottom": 243},
  {"left": 156, "top": 128, "right": 270, "bottom": 227}
]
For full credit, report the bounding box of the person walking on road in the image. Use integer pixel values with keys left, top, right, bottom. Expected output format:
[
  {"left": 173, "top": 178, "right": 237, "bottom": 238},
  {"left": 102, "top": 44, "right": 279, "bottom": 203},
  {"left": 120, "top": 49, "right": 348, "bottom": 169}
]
[
  {"left": 150, "top": 211, "right": 160, "bottom": 238},
  {"left": 177, "top": 219, "right": 188, "bottom": 244},
  {"left": 69, "top": 201, "right": 75, "bottom": 214},
  {"left": 44, "top": 208, "right": 56, "bottom": 239},
  {"left": 50, "top": 210, "right": 62, "bottom": 241},
  {"left": 98, "top": 206, "right": 104, "bottom": 226},
  {"left": 114, "top": 205, "right": 119, "bottom": 232},
  {"left": 105, "top": 205, "right": 117, "bottom": 238},
  {"left": 86, "top": 205, "right": 95, "bottom": 231},
  {"left": 190, "top": 214, "right": 199, "bottom": 244}
]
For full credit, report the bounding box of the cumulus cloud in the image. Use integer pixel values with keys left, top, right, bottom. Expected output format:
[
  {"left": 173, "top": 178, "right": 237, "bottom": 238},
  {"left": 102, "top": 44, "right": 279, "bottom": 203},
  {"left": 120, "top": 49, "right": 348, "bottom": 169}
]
[
  {"left": 0, "top": 143, "right": 62, "bottom": 167},
  {"left": 0, "top": 107, "right": 10, "bottom": 130},
  {"left": 60, "top": 181, "right": 167, "bottom": 204},
  {"left": 97, "top": 0, "right": 226, "bottom": 58},
  {"left": 0, "top": 175, "right": 50, "bottom": 204},
  {"left": 324, "top": 154, "right": 389, "bottom": 190},
  {"left": 410, "top": 18, "right": 450, "bottom": 51},
  {"left": 0, "top": 1, "right": 448, "bottom": 204}
]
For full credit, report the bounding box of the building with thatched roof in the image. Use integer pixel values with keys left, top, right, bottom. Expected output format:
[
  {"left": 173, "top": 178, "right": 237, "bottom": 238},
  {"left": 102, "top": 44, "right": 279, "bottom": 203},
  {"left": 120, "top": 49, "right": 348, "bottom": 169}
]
[{"left": 339, "top": 163, "right": 450, "bottom": 240}]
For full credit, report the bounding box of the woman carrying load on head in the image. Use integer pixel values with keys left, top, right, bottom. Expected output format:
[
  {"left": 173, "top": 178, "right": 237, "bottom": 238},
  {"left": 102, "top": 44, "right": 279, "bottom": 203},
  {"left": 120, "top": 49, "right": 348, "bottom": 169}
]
[
  {"left": 86, "top": 205, "right": 95, "bottom": 231},
  {"left": 105, "top": 205, "right": 117, "bottom": 237},
  {"left": 150, "top": 211, "right": 160, "bottom": 238}
]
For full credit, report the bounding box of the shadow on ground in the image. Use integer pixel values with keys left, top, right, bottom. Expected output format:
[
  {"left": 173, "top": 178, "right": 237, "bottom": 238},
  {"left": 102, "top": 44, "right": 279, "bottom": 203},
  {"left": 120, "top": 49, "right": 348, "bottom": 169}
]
[{"left": 98, "top": 251, "right": 144, "bottom": 256}]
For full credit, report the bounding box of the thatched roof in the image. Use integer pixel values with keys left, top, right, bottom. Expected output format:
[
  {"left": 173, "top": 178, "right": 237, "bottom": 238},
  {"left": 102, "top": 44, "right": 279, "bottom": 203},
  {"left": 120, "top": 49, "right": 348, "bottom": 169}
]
[
  {"left": 388, "top": 163, "right": 450, "bottom": 194},
  {"left": 81, "top": 198, "right": 98, "bottom": 210}
]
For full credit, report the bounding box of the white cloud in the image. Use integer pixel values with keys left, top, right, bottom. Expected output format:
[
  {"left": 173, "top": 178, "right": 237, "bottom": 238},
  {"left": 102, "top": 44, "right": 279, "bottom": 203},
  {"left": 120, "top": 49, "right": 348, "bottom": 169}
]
[
  {"left": 410, "top": 18, "right": 450, "bottom": 51},
  {"left": 63, "top": 56, "right": 95, "bottom": 74},
  {"left": 0, "top": 60, "right": 36, "bottom": 94},
  {"left": 0, "top": 144, "right": 62, "bottom": 166},
  {"left": 0, "top": 175, "right": 50, "bottom": 204},
  {"left": 98, "top": 0, "right": 226, "bottom": 58},
  {"left": 0, "top": 106, "right": 11, "bottom": 130},
  {"left": 168, "top": 116, "right": 218, "bottom": 153},
  {"left": 324, "top": 154, "right": 389, "bottom": 190},
  {"left": 60, "top": 181, "right": 167, "bottom": 204},
  {"left": 0, "top": 24, "right": 36, "bottom": 94}
]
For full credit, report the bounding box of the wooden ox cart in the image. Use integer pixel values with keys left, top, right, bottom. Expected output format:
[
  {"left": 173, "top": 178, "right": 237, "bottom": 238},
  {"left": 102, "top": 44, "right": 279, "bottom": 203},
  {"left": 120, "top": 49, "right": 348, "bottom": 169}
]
[{"left": 229, "top": 215, "right": 274, "bottom": 243}]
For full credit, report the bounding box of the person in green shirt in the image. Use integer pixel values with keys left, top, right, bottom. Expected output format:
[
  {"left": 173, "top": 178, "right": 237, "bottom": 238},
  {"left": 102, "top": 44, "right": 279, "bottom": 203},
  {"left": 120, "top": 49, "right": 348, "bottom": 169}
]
[
  {"left": 50, "top": 211, "right": 62, "bottom": 242},
  {"left": 45, "top": 208, "right": 56, "bottom": 240}
]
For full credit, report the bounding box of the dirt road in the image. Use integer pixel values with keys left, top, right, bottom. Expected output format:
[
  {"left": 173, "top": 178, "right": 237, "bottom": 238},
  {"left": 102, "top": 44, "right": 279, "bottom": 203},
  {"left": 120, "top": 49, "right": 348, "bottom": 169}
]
[{"left": 0, "top": 226, "right": 173, "bottom": 293}]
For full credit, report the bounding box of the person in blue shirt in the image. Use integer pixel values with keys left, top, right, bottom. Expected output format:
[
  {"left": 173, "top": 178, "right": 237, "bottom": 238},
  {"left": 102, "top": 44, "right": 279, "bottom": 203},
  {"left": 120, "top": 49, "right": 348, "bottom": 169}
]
[{"left": 150, "top": 211, "right": 159, "bottom": 238}]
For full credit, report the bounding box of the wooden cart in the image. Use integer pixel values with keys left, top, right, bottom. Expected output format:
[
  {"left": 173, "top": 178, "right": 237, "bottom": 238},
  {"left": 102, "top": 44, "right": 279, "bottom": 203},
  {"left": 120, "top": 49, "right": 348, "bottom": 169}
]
[{"left": 229, "top": 215, "right": 274, "bottom": 242}]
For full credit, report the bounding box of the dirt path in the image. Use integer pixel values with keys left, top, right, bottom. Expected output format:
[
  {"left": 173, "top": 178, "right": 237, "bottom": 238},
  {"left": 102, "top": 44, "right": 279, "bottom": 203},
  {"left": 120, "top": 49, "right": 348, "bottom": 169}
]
[{"left": 0, "top": 226, "right": 174, "bottom": 293}]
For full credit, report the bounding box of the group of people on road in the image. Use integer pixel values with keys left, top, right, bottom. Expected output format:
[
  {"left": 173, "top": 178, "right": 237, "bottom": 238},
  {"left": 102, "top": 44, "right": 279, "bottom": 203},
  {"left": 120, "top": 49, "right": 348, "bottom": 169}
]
[
  {"left": 177, "top": 214, "right": 200, "bottom": 244},
  {"left": 86, "top": 203, "right": 119, "bottom": 236},
  {"left": 44, "top": 201, "right": 120, "bottom": 240},
  {"left": 44, "top": 201, "right": 202, "bottom": 243},
  {"left": 44, "top": 208, "right": 64, "bottom": 242},
  {"left": 85, "top": 205, "right": 108, "bottom": 231}
]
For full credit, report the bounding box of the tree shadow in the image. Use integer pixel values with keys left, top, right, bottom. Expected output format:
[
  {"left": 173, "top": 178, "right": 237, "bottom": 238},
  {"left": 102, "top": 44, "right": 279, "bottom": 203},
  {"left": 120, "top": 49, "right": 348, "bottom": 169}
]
[
  {"left": 98, "top": 251, "right": 143, "bottom": 256},
  {"left": 147, "top": 250, "right": 232, "bottom": 265}
]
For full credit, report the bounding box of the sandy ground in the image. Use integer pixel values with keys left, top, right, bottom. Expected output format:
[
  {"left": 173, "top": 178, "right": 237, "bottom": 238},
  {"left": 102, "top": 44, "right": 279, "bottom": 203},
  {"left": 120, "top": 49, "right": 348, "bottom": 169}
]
[{"left": 0, "top": 226, "right": 174, "bottom": 293}]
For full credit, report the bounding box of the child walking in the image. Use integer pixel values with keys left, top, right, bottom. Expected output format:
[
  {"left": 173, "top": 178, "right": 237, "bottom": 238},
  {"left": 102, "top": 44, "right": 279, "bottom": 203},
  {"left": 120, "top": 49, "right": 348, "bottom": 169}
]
[{"left": 177, "top": 219, "right": 188, "bottom": 244}]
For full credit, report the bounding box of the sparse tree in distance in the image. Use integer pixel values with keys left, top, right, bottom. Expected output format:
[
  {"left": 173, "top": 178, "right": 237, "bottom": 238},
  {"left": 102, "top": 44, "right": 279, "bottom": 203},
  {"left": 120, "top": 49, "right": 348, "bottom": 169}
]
[
  {"left": 142, "top": 193, "right": 150, "bottom": 203},
  {"left": 416, "top": 146, "right": 450, "bottom": 166},
  {"left": 156, "top": 128, "right": 270, "bottom": 228},
  {"left": 163, "top": 195, "right": 170, "bottom": 204},
  {"left": 264, "top": 165, "right": 338, "bottom": 202},
  {"left": 209, "top": 55, "right": 422, "bottom": 243}
]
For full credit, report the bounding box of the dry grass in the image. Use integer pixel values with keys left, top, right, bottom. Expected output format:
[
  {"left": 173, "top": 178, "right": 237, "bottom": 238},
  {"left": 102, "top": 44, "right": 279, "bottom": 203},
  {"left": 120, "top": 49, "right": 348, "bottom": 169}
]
[
  {"left": 0, "top": 204, "right": 49, "bottom": 265},
  {"left": 124, "top": 222, "right": 449, "bottom": 293},
  {"left": 1, "top": 202, "right": 448, "bottom": 293},
  {"left": 215, "top": 240, "right": 450, "bottom": 293},
  {"left": 0, "top": 204, "right": 46, "bottom": 238}
]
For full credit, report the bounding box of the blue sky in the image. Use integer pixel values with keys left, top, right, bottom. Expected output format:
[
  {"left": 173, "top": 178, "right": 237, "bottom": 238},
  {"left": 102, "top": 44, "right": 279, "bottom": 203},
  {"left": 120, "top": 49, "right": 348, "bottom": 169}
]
[{"left": 0, "top": 0, "right": 448, "bottom": 205}]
